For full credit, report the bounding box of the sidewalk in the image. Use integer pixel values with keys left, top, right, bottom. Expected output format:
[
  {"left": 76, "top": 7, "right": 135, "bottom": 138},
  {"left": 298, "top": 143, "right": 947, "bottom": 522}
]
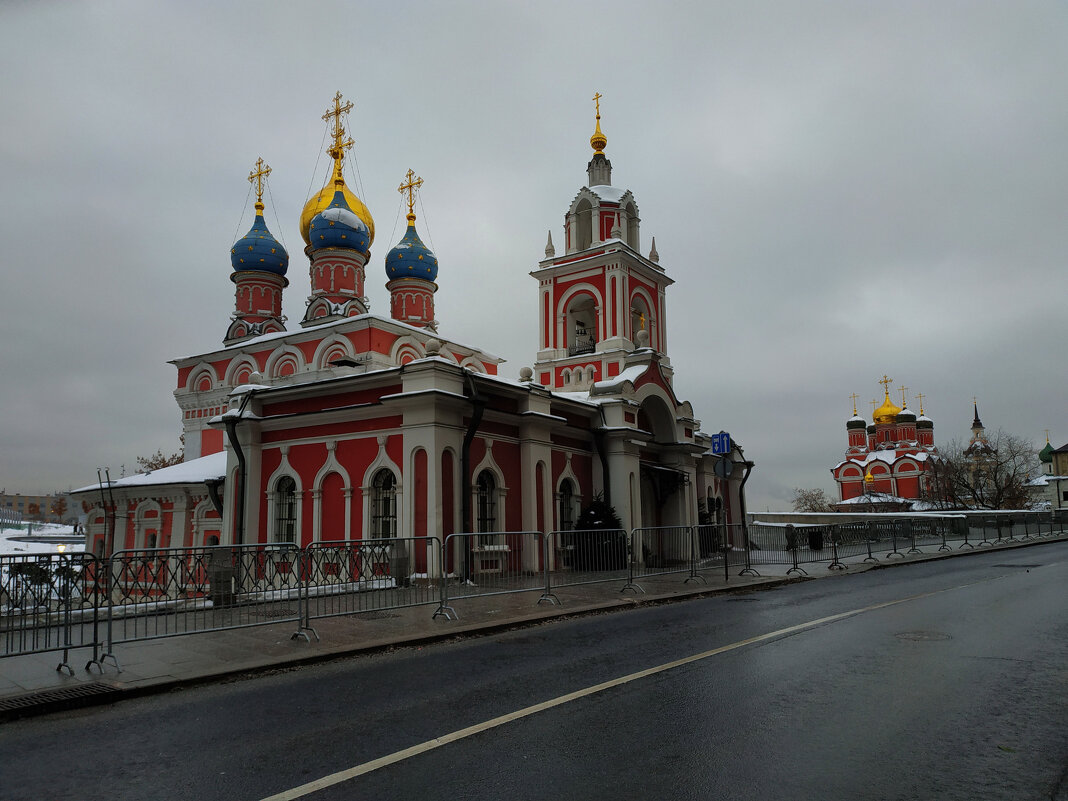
[{"left": 2, "top": 534, "right": 1065, "bottom": 721}]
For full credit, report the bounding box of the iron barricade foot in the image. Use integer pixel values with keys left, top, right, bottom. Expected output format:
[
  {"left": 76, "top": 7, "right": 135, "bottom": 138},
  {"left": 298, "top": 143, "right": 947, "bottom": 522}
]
[
  {"left": 958, "top": 541, "right": 974, "bottom": 550},
  {"left": 786, "top": 566, "right": 808, "bottom": 577},
  {"left": 432, "top": 604, "right": 456, "bottom": 620},
  {"left": 738, "top": 567, "right": 761, "bottom": 577},
  {"left": 85, "top": 658, "right": 104, "bottom": 674},
  {"left": 684, "top": 574, "right": 707, "bottom": 585},
  {"left": 56, "top": 661, "right": 74, "bottom": 676},
  {"left": 537, "top": 592, "right": 560, "bottom": 606},
  {"left": 620, "top": 582, "right": 645, "bottom": 594},
  {"left": 101, "top": 652, "right": 122, "bottom": 673},
  {"left": 292, "top": 625, "right": 319, "bottom": 643}
]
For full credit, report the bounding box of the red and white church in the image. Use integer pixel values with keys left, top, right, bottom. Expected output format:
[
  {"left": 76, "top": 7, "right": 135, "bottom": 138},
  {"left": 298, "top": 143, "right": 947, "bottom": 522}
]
[
  {"left": 75, "top": 94, "right": 750, "bottom": 567},
  {"left": 830, "top": 378, "right": 938, "bottom": 509}
]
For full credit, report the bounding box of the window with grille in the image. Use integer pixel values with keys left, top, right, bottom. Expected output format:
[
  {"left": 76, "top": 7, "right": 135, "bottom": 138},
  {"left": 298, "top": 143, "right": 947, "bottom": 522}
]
[
  {"left": 274, "top": 476, "right": 297, "bottom": 543},
  {"left": 371, "top": 469, "right": 397, "bottom": 539},
  {"left": 476, "top": 470, "right": 498, "bottom": 545},
  {"left": 559, "top": 479, "right": 575, "bottom": 531}
]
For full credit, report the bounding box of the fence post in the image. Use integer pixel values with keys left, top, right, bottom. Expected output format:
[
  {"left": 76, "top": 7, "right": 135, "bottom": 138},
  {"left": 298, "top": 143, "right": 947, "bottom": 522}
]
[
  {"left": 685, "top": 526, "right": 704, "bottom": 584},
  {"left": 938, "top": 520, "right": 950, "bottom": 552},
  {"left": 101, "top": 553, "right": 121, "bottom": 672},
  {"left": 433, "top": 536, "right": 456, "bottom": 620},
  {"left": 55, "top": 555, "right": 75, "bottom": 676},
  {"left": 906, "top": 520, "right": 921, "bottom": 555},
  {"left": 621, "top": 529, "right": 644, "bottom": 594},
  {"left": 886, "top": 522, "right": 904, "bottom": 559},
  {"left": 292, "top": 547, "right": 318, "bottom": 642},
  {"left": 538, "top": 532, "right": 560, "bottom": 604},
  {"left": 828, "top": 528, "right": 845, "bottom": 571},
  {"left": 786, "top": 532, "right": 807, "bottom": 577},
  {"left": 739, "top": 523, "right": 759, "bottom": 577}
]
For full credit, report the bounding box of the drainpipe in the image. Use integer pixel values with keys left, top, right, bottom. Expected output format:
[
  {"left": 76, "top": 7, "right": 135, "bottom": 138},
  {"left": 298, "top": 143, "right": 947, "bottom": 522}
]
[
  {"left": 738, "top": 457, "right": 755, "bottom": 545},
  {"left": 461, "top": 371, "right": 486, "bottom": 581},
  {"left": 224, "top": 391, "right": 255, "bottom": 546},
  {"left": 593, "top": 407, "right": 611, "bottom": 508},
  {"left": 204, "top": 478, "right": 225, "bottom": 518}
]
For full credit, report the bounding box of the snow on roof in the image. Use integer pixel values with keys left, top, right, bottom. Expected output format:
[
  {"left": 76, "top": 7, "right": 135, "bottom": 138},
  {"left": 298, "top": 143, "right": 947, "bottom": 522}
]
[
  {"left": 72, "top": 452, "right": 227, "bottom": 494},
  {"left": 591, "top": 363, "right": 647, "bottom": 393},
  {"left": 833, "top": 450, "right": 931, "bottom": 470},
  {"left": 588, "top": 185, "right": 630, "bottom": 203},
  {"left": 836, "top": 492, "right": 911, "bottom": 505},
  {"left": 172, "top": 313, "right": 500, "bottom": 365}
]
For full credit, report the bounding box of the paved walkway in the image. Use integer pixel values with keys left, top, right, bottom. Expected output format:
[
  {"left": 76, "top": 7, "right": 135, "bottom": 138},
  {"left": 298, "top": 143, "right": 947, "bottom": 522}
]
[{"left": 2, "top": 533, "right": 1065, "bottom": 721}]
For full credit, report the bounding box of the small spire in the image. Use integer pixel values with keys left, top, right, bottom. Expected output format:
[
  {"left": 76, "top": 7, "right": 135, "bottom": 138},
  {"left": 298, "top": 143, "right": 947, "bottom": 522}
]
[
  {"left": 545, "top": 230, "right": 555, "bottom": 258},
  {"left": 398, "top": 168, "right": 424, "bottom": 226},
  {"left": 248, "top": 157, "right": 271, "bottom": 214},
  {"left": 590, "top": 92, "right": 607, "bottom": 154},
  {"left": 972, "top": 399, "right": 982, "bottom": 427},
  {"left": 649, "top": 236, "right": 659, "bottom": 263},
  {"left": 610, "top": 213, "right": 622, "bottom": 239}
]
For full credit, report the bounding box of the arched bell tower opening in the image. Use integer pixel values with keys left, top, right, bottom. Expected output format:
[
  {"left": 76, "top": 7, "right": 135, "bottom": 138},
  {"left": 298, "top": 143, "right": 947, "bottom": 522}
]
[
  {"left": 566, "top": 294, "right": 598, "bottom": 355},
  {"left": 624, "top": 200, "right": 639, "bottom": 251},
  {"left": 574, "top": 198, "right": 593, "bottom": 251}
]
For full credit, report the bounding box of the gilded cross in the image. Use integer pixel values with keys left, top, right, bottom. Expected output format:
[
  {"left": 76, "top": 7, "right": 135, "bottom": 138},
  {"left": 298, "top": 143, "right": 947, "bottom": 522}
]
[
  {"left": 870, "top": 399, "right": 878, "bottom": 415},
  {"left": 593, "top": 92, "right": 602, "bottom": 117},
  {"left": 915, "top": 392, "right": 926, "bottom": 415},
  {"left": 248, "top": 157, "right": 271, "bottom": 203},
  {"left": 322, "top": 91, "right": 355, "bottom": 161},
  {"left": 398, "top": 169, "right": 423, "bottom": 216},
  {"left": 899, "top": 385, "right": 909, "bottom": 407},
  {"left": 878, "top": 375, "right": 893, "bottom": 393},
  {"left": 849, "top": 392, "right": 859, "bottom": 416}
]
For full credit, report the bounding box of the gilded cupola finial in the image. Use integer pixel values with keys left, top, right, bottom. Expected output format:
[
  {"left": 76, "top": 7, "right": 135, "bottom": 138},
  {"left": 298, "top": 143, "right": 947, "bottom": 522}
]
[
  {"left": 590, "top": 92, "right": 607, "bottom": 154},
  {"left": 398, "top": 168, "right": 424, "bottom": 226},
  {"left": 849, "top": 392, "right": 859, "bottom": 416},
  {"left": 916, "top": 392, "right": 926, "bottom": 415},
  {"left": 248, "top": 157, "right": 271, "bottom": 214},
  {"left": 323, "top": 91, "right": 355, "bottom": 187}
]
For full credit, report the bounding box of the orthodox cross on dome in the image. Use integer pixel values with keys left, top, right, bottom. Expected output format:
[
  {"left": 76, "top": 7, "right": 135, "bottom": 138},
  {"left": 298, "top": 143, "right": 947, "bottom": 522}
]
[
  {"left": 878, "top": 374, "right": 893, "bottom": 397},
  {"left": 870, "top": 399, "right": 879, "bottom": 416},
  {"left": 849, "top": 392, "right": 859, "bottom": 416},
  {"left": 590, "top": 91, "right": 607, "bottom": 154},
  {"left": 323, "top": 91, "right": 355, "bottom": 163},
  {"left": 916, "top": 392, "right": 926, "bottom": 415},
  {"left": 899, "top": 386, "right": 909, "bottom": 407},
  {"left": 248, "top": 157, "right": 271, "bottom": 206},
  {"left": 398, "top": 168, "right": 424, "bottom": 218}
]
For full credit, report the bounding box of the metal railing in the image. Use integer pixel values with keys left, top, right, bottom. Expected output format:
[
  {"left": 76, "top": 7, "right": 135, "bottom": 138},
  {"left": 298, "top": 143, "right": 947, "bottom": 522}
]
[
  {"left": 3, "top": 514, "right": 1066, "bottom": 677},
  {"left": 104, "top": 544, "right": 304, "bottom": 667},
  {"left": 0, "top": 552, "right": 103, "bottom": 673},
  {"left": 301, "top": 538, "right": 441, "bottom": 634}
]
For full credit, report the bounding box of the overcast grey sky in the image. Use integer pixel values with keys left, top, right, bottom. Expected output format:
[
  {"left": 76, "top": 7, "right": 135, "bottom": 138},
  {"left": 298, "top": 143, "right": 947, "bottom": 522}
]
[{"left": 1, "top": 1, "right": 1065, "bottom": 511}]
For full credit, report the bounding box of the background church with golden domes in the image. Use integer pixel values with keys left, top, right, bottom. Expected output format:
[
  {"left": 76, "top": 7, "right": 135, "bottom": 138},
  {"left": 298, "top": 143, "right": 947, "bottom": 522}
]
[
  {"left": 74, "top": 93, "right": 749, "bottom": 565},
  {"left": 831, "top": 376, "right": 938, "bottom": 508}
]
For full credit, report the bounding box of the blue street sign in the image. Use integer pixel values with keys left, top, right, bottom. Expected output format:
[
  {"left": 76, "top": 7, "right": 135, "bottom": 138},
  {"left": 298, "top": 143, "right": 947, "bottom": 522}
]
[{"left": 711, "top": 431, "right": 731, "bottom": 455}]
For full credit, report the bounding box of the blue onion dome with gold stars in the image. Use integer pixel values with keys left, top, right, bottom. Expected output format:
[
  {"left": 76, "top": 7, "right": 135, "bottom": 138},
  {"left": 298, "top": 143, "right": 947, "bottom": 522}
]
[
  {"left": 308, "top": 188, "right": 370, "bottom": 254},
  {"left": 231, "top": 200, "right": 289, "bottom": 275},
  {"left": 386, "top": 213, "right": 438, "bottom": 282}
]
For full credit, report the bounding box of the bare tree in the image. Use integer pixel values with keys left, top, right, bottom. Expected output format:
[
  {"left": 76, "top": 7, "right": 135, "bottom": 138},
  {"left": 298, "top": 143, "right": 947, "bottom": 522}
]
[
  {"left": 923, "top": 431, "right": 1040, "bottom": 510},
  {"left": 791, "top": 487, "right": 835, "bottom": 512},
  {"left": 136, "top": 434, "right": 185, "bottom": 472}
]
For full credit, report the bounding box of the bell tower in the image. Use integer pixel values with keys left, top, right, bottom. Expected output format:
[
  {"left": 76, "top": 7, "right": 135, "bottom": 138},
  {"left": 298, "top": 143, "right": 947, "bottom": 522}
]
[{"left": 532, "top": 95, "right": 673, "bottom": 391}]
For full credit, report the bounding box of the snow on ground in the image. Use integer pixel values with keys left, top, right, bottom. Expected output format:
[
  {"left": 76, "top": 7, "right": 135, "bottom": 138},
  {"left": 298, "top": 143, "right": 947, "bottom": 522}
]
[{"left": 0, "top": 523, "right": 84, "bottom": 556}]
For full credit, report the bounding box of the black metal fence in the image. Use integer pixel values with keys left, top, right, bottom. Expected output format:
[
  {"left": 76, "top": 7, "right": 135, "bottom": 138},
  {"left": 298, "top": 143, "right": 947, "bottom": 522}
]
[{"left": 2, "top": 513, "right": 1065, "bottom": 674}]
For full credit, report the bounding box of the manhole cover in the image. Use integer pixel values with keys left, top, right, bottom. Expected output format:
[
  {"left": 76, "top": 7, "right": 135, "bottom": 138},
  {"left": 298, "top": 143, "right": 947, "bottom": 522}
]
[{"left": 896, "top": 631, "right": 952, "bottom": 642}]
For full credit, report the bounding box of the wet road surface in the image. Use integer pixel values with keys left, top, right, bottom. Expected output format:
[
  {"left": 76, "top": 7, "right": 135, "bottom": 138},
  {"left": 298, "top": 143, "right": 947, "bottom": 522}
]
[{"left": 1, "top": 541, "right": 1066, "bottom": 801}]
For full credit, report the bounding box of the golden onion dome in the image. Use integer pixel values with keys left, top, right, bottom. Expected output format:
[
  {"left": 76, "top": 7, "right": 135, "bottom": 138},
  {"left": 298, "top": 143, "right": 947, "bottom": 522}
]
[
  {"left": 873, "top": 391, "right": 902, "bottom": 424},
  {"left": 300, "top": 167, "right": 375, "bottom": 246}
]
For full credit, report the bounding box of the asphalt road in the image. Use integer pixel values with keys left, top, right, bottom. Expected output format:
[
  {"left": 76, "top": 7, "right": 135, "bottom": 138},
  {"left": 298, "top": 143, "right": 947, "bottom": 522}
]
[{"left": 2, "top": 542, "right": 1066, "bottom": 801}]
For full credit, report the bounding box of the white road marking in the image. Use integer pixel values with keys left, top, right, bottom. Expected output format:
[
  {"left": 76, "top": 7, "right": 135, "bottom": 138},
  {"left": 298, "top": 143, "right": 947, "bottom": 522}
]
[{"left": 259, "top": 583, "right": 974, "bottom": 801}]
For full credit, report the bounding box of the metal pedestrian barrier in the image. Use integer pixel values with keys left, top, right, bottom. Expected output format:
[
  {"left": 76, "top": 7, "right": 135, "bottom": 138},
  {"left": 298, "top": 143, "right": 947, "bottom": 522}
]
[
  {"left": 0, "top": 552, "right": 103, "bottom": 674},
  {"left": 435, "top": 531, "right": 545, "bottom": 619},
  {"left": 103, "top": 544, "right": 304, "bottom": 669},
  {"left": 300, "top": 537, "right": 441, "bottom": 636}
]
